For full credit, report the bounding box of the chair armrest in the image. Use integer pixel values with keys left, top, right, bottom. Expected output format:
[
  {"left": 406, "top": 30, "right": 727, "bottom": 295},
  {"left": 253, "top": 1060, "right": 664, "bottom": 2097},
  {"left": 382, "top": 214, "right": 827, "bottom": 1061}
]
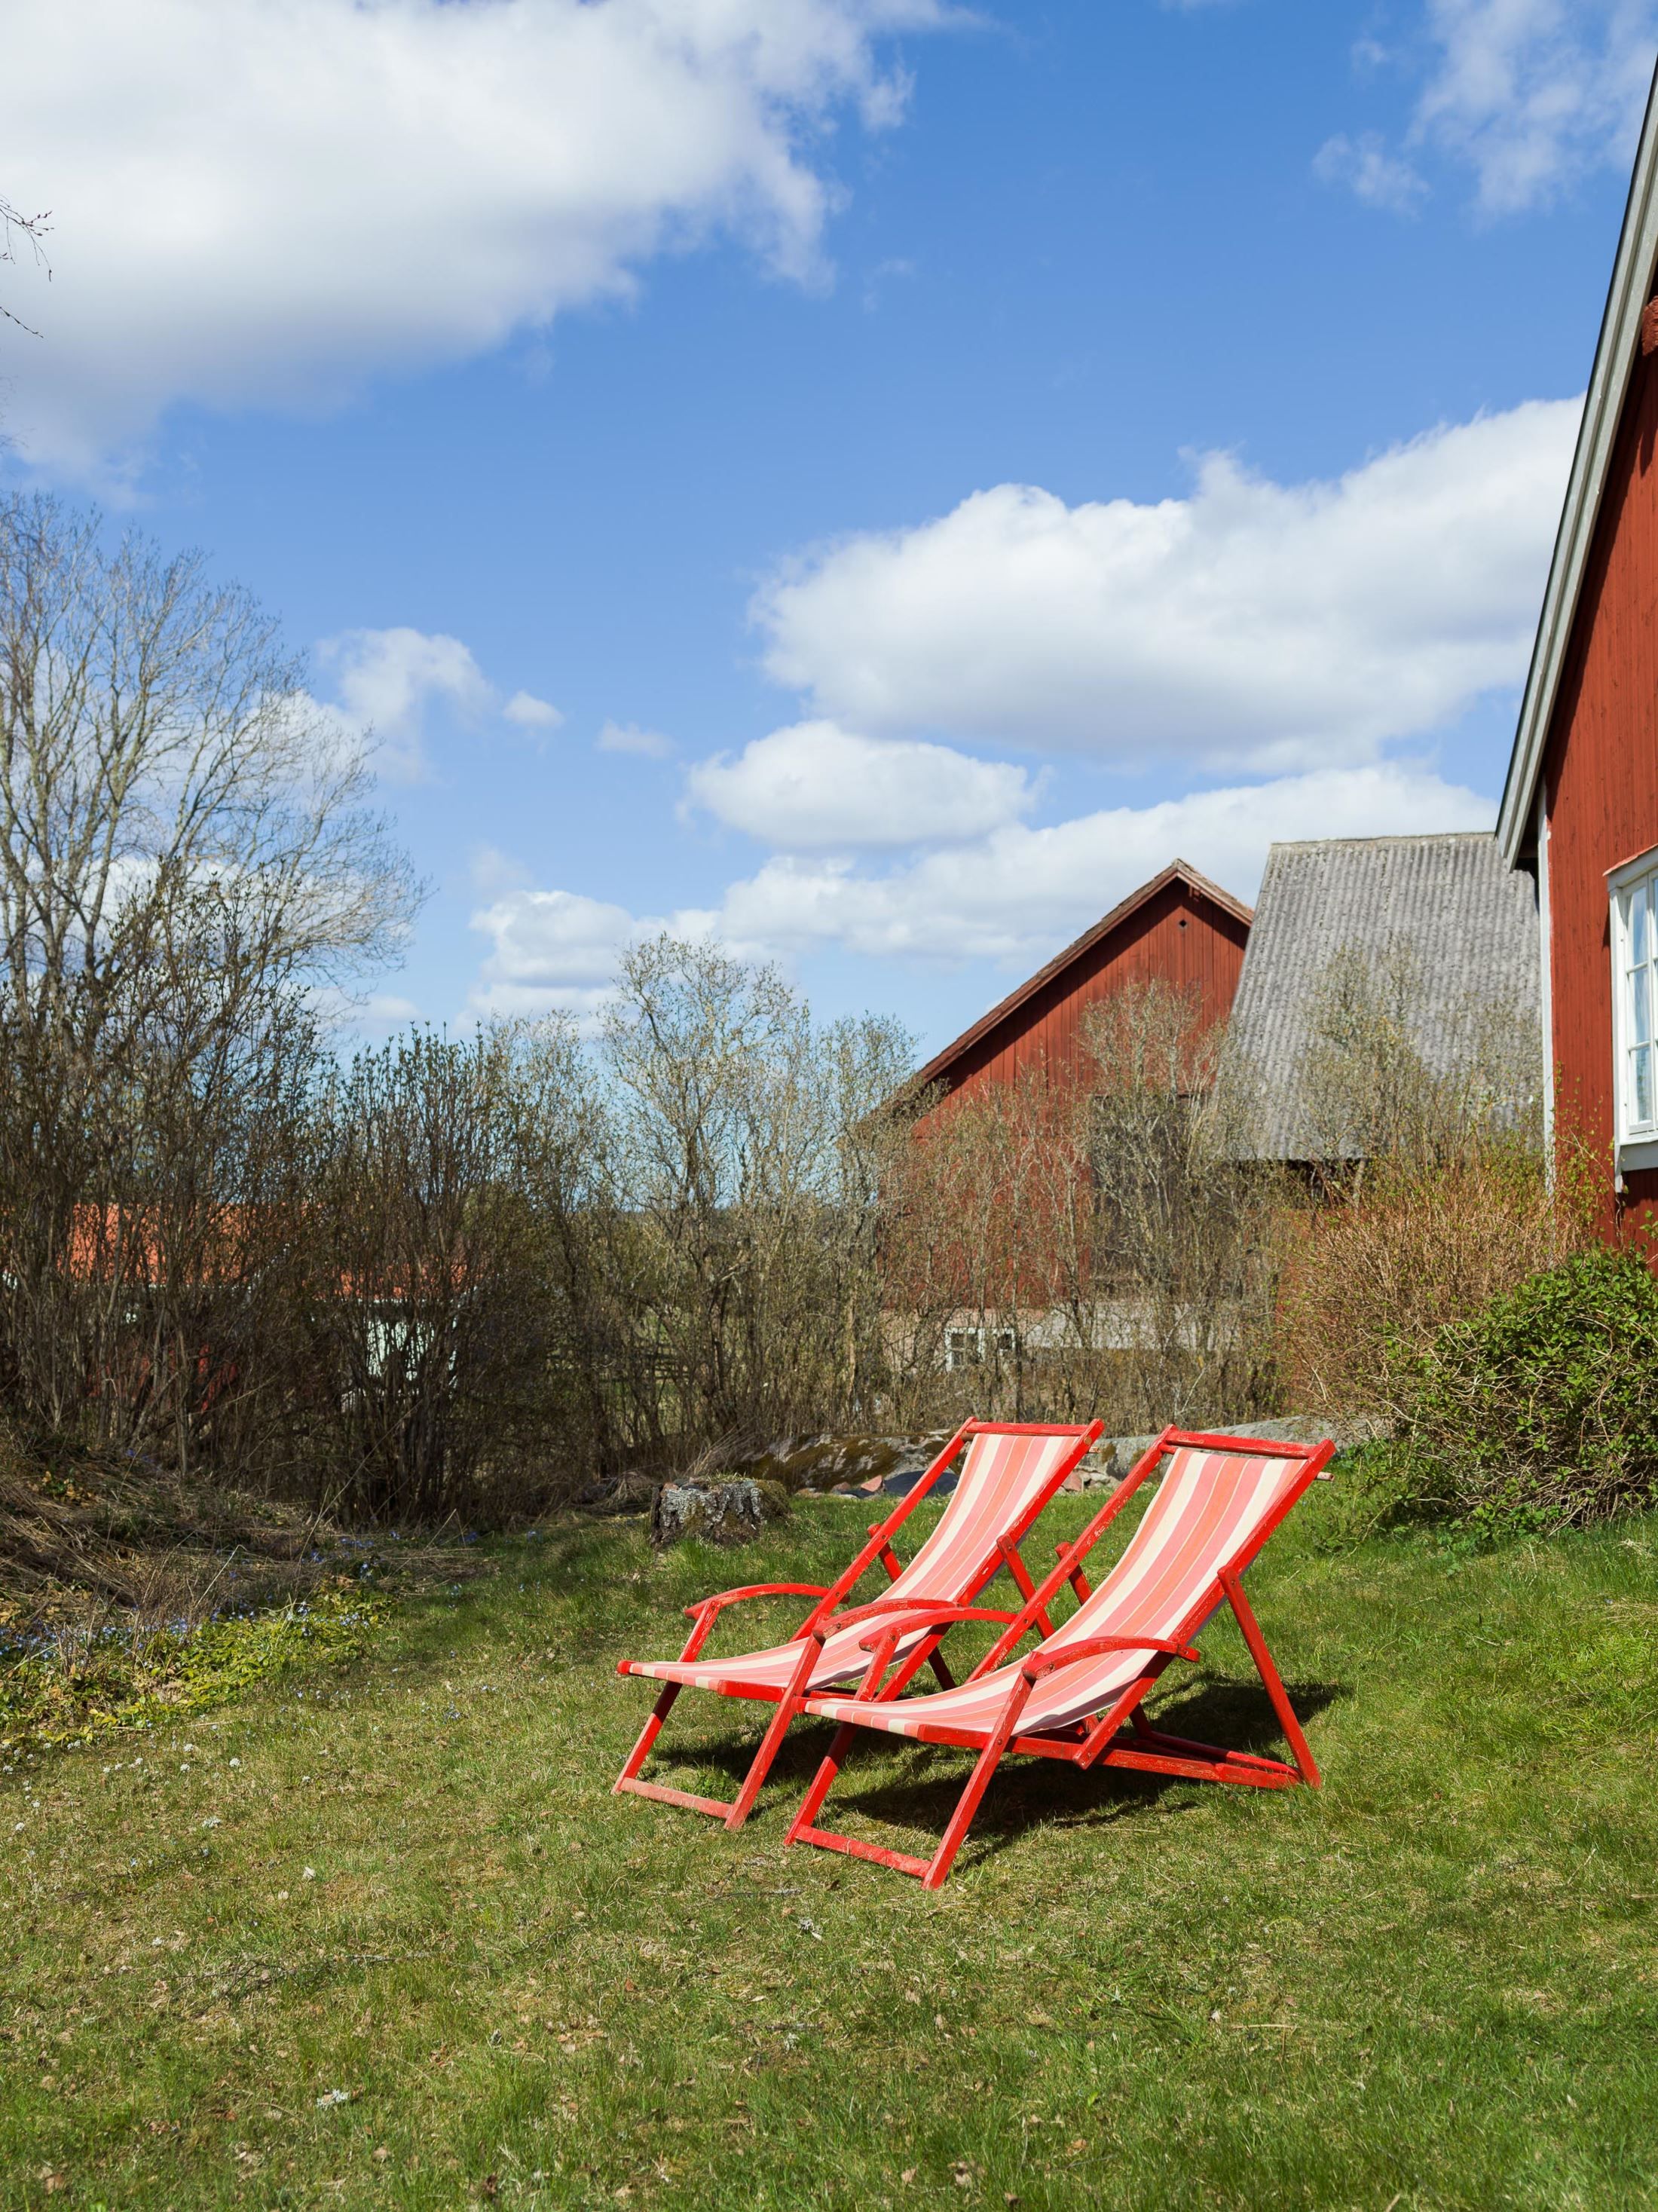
[
  {"left": 828, "top": 1596, "right": 1019, "bottom": 1633},
  {"left": 1020, "top": 1635, "right": 1200, "bottom": 1683},
  {"left": 846, "top": 1603, "right": 1022, "bottom": 1651},
  {"left": 684, "top": 1583, "right": 832, "bottom": 1623}
]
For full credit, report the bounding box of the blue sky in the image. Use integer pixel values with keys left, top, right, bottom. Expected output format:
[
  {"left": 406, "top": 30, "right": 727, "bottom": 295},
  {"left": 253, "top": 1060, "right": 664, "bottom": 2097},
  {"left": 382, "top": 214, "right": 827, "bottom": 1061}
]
[{"left": 3, "top": 0, "right": 1653, "bottom": 1057}]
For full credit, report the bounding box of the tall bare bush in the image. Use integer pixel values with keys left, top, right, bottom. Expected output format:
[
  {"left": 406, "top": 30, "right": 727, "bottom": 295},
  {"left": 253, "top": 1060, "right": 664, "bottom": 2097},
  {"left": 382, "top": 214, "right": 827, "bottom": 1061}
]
[
  {"left": 0, "top": 888, "right": 320, "bottom": 1473},
  {"left": 299, "top": 1023, "right": 595, "bottom": 1522},
  {"left": 597, "top": 936, "right": 913, "bottom": 1458},
  {"left": 1274, "top": 938, "right": 1577, "bottom": 1430}
]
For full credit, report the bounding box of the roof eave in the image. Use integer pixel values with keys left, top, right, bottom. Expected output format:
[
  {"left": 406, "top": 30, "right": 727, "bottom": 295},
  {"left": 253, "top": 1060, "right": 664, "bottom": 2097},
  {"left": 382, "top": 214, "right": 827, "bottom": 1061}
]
[{"left": 1498, "top": 56, "right": 1658, "bottom": 868}]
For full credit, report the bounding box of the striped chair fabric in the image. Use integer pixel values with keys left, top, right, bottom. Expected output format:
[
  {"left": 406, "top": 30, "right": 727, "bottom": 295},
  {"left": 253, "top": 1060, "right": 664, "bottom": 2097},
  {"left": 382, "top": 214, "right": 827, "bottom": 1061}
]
[
  {"left": 809, "top": 1445, "right": 1306, "bottom": 1739},
  {"left": 626, "top": 1427, "right": 1087, "bottom": 1698}
]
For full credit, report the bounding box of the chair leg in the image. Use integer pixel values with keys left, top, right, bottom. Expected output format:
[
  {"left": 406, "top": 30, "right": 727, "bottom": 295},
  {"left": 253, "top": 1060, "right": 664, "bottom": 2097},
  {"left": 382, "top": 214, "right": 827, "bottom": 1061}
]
[
  {"left": 615, "top": 1681, "right": 681, "bottom": 1791},
  {"left": 618, "top": 1630, "right": 826, "bottom": 1827},
  {"left": 1219, "top": 1567, "right": 1320, "bottom": 1787},
  {"left": 922, "top": 1734, "right": 1010, "bottom": 1889},
  {"left": 790, "top": 1676, "right": 1034, "bottom": 1889},
  {"left": 787, "top": 1722, "right": 857, "bottom": 1845},
  {"left": 921, "top": 1680, "right": 1031, "bottom": 1889},
  {"left": 724, "top": 1684, "right": 807, "bottom": 1831}
]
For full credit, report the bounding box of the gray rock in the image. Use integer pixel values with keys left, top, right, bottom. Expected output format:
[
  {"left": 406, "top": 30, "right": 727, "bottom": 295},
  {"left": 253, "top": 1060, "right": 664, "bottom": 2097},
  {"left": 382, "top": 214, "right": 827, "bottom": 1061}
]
[{"left": 1076, "top": 1415, "right": 1366, "bottom": 1487}]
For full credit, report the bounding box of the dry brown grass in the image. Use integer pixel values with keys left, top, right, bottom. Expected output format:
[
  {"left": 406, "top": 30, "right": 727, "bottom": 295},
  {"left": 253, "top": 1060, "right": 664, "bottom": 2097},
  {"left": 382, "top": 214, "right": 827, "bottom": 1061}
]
[{"left": 0, "top": 1430, "right": 496, "bottom": 1639}]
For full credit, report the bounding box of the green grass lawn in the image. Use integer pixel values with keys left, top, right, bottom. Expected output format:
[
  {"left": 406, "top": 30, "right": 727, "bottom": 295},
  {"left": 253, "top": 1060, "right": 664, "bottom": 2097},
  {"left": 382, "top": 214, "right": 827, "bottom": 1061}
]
[{"left": 4, "top": 1478, "right": 1657, "bottom": 2210}]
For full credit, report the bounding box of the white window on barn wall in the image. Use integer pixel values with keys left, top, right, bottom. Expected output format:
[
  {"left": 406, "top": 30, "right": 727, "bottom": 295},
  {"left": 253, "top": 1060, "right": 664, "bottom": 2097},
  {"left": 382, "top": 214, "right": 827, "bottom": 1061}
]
[{"left": 1609, "top": 850, "right": 1658, "bottom": 1155}]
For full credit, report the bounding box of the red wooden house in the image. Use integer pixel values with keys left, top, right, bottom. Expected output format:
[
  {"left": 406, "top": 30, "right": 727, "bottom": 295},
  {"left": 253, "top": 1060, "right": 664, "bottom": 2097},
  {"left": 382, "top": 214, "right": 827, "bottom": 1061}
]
[
  {"left": 904, "top": 858, "right": 1253, "bottom": 1125},
  {"left": 1498, "top": 60, "right": 1658, "bottom": 1222}
]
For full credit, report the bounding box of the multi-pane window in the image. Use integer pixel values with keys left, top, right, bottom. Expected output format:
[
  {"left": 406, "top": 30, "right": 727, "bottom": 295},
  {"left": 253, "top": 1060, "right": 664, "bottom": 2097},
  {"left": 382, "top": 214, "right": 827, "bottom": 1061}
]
[
  {"left": 1613, "top": 864, "right": 1658, "bottom": 1142},
  {"left": 944, "top": 1324, "right": 1017, "bottom": 1372}
]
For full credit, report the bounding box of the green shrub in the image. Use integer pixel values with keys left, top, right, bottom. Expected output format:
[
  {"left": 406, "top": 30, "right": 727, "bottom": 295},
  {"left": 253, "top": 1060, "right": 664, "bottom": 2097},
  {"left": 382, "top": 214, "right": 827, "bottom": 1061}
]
[{"left": 1390, "top": 1246, "right": 1658, "bottom": 1532}]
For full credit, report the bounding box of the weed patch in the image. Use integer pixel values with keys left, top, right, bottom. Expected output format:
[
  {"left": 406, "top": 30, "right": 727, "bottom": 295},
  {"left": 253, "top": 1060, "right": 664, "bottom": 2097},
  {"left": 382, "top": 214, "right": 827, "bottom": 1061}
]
[{"left": 1, "top": 1589, "right": 391, "bottom": 1749}]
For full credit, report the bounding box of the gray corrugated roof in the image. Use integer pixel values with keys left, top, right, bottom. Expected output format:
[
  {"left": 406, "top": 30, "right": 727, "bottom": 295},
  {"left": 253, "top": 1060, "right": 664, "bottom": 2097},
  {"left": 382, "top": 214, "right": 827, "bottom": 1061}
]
[{"left": 1225, "top": 833, "right": 1540, "bottom": 1161}]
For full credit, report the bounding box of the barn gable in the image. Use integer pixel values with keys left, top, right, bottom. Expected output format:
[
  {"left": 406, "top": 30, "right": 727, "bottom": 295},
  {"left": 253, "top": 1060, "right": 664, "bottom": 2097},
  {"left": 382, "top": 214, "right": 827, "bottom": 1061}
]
[
  {"left": 905, "top": 858, "right": 1252, "bottom": 1118},
  {"left": 1495, "top": 57, "right": 1658, "bottom": 1213},
  {"left": 1498, "top": 57, "right": 1658, "bottom": 870}
]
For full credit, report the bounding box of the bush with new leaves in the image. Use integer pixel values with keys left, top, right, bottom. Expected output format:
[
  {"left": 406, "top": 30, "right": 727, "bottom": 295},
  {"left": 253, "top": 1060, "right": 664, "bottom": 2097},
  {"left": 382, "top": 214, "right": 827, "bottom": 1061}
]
[{"left": 1391, "top": 1246, "right": 1658, "bottom": 1531}]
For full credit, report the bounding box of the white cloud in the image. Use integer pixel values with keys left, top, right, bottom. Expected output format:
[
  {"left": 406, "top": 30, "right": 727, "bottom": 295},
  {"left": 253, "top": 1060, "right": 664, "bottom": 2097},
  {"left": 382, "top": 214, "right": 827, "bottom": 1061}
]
[
  {"left": 469, "top": 844, "right": 534, "bottom": 897},
  {"left": 1314, "top": 132, "right": 1429, "bottom": 213},
  {"left": 317, "top": 626, "right": 494, "bottom": 781},
  {"left": 1415, "top": 0, "right": 1658, "bottom": 214},
  {"left": 316, "top": 629, "right": 571, "bottom": 776},
  {"left": 0, "top": 0, "right": 944, "bottom": 476},
  {"left": 684, "top": 720, "right": 1033, "bottom": 849},
  {"left": 503, "top": 690, "right": 564, "bottom": 732},
  {"left": 598, "top": 719, "right": 675, "bottom": 758},
  {"left": 310, "top": 985, "right": 424, "bottom": 1032},
  {"left": 463, "top": 760, "right": 1493, "bottom": 1014},
  {"left": 754, "top": 397, "right": 1578, "bottom": 771},
  {"left": 467, "top": 886, "right": 646, "bottom": 1020},
  {"left": 1320, "top": 2, "right": 1658, "bottom": 217},
  {"left": 362, "top": 993, "right": 423, "bottom": 1024},
  {"left": 711, "top": 763, "right": 1495, "bottom": 965}
]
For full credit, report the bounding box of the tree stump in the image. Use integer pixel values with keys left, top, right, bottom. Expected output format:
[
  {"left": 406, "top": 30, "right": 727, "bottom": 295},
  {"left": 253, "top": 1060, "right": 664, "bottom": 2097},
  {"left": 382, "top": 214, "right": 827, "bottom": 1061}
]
[{"left": 650, "top": 1478, "right": 791, "bottom": 1547}]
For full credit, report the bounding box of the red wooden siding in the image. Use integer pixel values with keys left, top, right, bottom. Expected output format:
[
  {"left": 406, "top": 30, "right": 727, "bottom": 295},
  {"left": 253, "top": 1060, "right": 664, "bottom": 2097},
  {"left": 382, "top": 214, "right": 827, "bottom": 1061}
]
[
  {"left": 1541, "top": 341, "right": 1658, "bottom": 1220},
  {"left": 913, "top": 871, "right": 1251, "bottom": 1126}
]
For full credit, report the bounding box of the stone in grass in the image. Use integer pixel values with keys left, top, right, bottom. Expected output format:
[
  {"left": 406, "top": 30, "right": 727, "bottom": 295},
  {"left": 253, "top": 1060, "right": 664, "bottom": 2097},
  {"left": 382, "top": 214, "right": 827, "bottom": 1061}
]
[{"left": 650, "top": 1478, "right": 791, "bottom": 1548}]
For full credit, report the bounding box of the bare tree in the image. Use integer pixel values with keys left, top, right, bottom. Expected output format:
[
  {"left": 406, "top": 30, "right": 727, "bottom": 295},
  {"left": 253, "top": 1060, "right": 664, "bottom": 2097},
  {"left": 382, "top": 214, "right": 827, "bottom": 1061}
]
[
  {"left": 1, "top": 195, "right": 50, "bottom": 335},
  {"left": 0, "top": 496, "right": 421, "bottom": 1485},
  {"left": 1296, "top": 938, "right": 1542, "bottom": 1180},
  {"left": 1276, "top": 939, "right": 1571, "bottom": 1430},
  {"left": 881, "top": 983, "right": 1282, "bottom": 1432},
  {"left": 0, "top": 494, "right": 418, "bottom": 1048},
  {"left": 599, "top": 935, "right": 913, "bottom": 1452}
]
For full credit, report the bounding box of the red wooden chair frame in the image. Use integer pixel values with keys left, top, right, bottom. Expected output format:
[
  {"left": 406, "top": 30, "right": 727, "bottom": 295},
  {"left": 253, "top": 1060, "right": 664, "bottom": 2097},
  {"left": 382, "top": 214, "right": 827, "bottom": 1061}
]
[
  {"left": 785, "top": 1428, "right": 1335, "bottom": 1889},
  {"left": 613, "top": 1418, "right": 1103, "bottom": 1832}
]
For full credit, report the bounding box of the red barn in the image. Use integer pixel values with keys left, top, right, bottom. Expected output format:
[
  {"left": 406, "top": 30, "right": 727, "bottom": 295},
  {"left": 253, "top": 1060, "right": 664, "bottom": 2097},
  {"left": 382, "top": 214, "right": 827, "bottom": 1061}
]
[
  {"left": 1498, "top": 63, "right": 1658, "bottom": 1223},
  {"left": 904, "top": 858, "right": 1253, "bottom": 1124}
]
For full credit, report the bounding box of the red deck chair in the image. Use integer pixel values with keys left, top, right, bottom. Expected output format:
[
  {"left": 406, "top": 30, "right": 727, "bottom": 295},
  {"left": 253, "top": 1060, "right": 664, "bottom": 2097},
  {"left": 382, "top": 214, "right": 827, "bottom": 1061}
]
[
  {"left": 785, "top": 1427, "right": 1335, "bottom": 1889},
  {"left": 613, "top": 1418, "right": 1103, "bottom": 1832}
]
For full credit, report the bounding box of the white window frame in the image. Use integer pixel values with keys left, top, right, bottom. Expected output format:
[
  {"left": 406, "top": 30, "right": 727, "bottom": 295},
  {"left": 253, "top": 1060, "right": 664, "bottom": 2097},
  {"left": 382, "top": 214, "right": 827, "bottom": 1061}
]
[
  {"left": 944, "top": 1323, "right": 1017, "bottom": 1373},
  {"left": 1608, "top": 844, "right": 1658, "bottom": 1167}
]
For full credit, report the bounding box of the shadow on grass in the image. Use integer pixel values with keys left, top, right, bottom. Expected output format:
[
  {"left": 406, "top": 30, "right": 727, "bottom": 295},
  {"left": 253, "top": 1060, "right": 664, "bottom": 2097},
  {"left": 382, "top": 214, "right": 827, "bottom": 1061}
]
[
  {"left": 822, "top": 1680, "right": 1350, "bottom": 1859},
  {"left": 629, "top": 1675, "right": 1350, "bottom": 1862}
]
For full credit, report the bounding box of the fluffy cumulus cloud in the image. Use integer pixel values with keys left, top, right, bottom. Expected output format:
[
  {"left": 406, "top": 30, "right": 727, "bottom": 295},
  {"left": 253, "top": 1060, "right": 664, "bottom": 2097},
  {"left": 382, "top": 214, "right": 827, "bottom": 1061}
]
[
  {"left": 1320, "top": 0, "right": 1658, "bottom": 216},
  {"left": 755, "top": 399, "right": 1577, "bottom": 771},
  {"left": 459, "top": 388, "right": 1565, "bottom": 1008},
  {"left": 467, "top": 886, "right": 650, "bottom": 1020},
  {"left": 684, "top": 720, "right": 1035, "bottom": 849},
  {"left": 0, "top": 0, "right": 943, "bottom": 474},
  {"left": 473, "top": 760, "right": 1491, "bottom": 1013},
  {"left": 316, "top": 626, "right": 562, "bottom": 779},
  {"left": 711, "top": 761, "right": 1494, "bottom": 965},
  {"left": 318, "top": 627, "right": 495, "bottom": 780}
]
